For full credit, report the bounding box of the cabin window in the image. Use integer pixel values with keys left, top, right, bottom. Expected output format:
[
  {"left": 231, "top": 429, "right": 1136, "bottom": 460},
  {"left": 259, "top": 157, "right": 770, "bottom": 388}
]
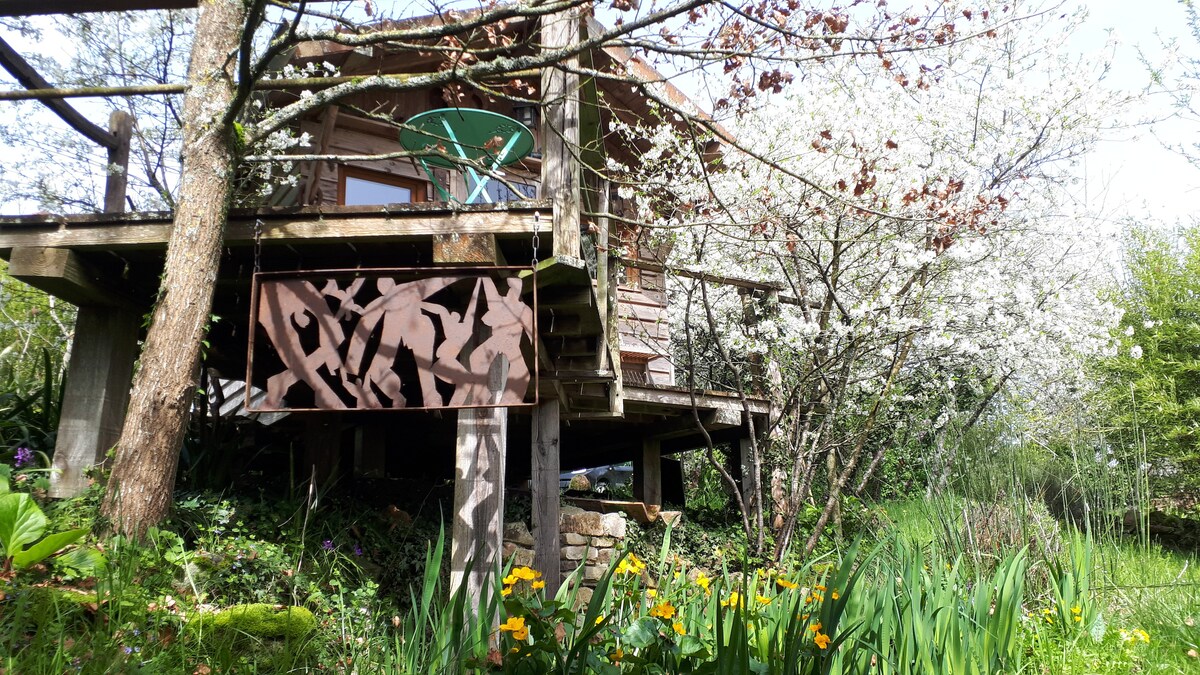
[{"left": 338, "top": 166, "right": 426, "bottom": 205}]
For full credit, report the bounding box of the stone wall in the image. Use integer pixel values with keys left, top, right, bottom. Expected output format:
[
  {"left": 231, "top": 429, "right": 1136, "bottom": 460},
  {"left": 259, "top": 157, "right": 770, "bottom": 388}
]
[{"left": 503, "top": 505, "right": 628, "bottom": 598}]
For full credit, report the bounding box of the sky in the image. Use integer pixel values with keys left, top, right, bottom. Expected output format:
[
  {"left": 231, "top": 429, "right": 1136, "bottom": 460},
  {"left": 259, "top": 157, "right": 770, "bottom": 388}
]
[
  {"left": 1, "top": 1, "right": 1198, "bottom": 226},
  {"left": 1067, "top": 0, "right": 1200, "bottom": 226}
]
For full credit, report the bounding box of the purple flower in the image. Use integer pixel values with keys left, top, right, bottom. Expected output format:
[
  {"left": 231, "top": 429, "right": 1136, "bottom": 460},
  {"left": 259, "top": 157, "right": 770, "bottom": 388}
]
[
  {"left": 353, "top": 543, "right": 363, "bottom": 557},
  {"left": 321, "top": 539, "right": 334, "bottom": 551},
  {"left": 123, "top": 646, "right": 133, "bottom": 655},
  {"left": 13, "top": 447, "right": 32, "bottom": 468}
]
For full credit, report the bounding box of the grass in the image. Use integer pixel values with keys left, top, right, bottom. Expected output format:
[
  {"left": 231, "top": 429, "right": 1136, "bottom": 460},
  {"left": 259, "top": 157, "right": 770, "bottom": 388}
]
[{"left": 881, "top": 498, "right": 1200, "bottom": 674}]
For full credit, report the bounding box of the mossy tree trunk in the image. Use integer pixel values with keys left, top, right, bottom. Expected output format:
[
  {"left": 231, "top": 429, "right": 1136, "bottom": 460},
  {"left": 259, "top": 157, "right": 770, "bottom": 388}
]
[{"left": 101, "top": 0, "right": 247, "bottom": 535}]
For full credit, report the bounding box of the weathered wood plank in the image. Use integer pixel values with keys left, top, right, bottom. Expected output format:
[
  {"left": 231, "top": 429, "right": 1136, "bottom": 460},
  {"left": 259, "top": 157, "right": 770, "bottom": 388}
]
[
  {"left": 49, "top": 307, "right": 138, "bottom": 498},
  {"left": 451, "top": 358, "right": 509, "bottom": 613},
  {"left": 531, "top": 399, "right": 561, "bottom": 594},
  {"left": 0, "top": 205, "right": 548, "bottom": 253},
  {"left": 8, "top": 246, "right": 137, "bottom": 308},
  {"left": 103, "top": 111, "right": 134, "bottom": 212},
  {"left": 622, "top": 385, "right": 772, "bottom": 416},
  {"left": 633, "top": 437, "right": 662, "bottom": 508},
  {"left": 541, "top": 8, "right": 581, "bottom": 258},
  {"left": 0, "top": 37, "right": 118, "bottom": 148}
]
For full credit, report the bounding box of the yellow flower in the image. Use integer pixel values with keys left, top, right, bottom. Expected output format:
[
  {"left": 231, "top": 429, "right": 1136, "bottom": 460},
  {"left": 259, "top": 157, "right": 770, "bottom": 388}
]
[
  {"left": 513, "top": 627, "right": 529, "bottom": 641},
  {"left": 776, "top": 578, "right": 799, "bottom": 590},
  {"left": 532, "top": 580, "right": 545, "bottom": 590},
  {"left": 1071, "top": 606, "right": 1081, "bottom": 615},
  {"left": 501, "top": 587, "right": 512, "bottom": 597},
  {"left": 814, "top": 632, "right": 831, "bottom": 650},
  {"left": 499, "top": 616, "right": 526, "bottom": 633},
  {"left": 756, "top": 594, "right": 772, "bottom": 605},
  {"left": 512, "top": 566, "right": 541, "bottom": 581},
  {"left": 503, "top": 574, "right": 518, "bottom": 586},
  {"left": 1135, "top": 629, "right": 1150, "bottom": 643},
  {"left": 814, "top": 585, "right": 827, "bottom": 592},
  {"left": 672, "top": 622, "right": 685, "bottom": 635},
  {"left": 695, "top": 573, "right": 711, "bottom": 591},
  {"left": 809, "top": 621, "right": 822, "bottom": 633},
  {"left": 609, "top": 648, "right": 624, "bottom": 662},
  {"left": 831, "top": 590, "right": 840, "bottom": 600},
  {"left": 595, "top": 616, "right": 606, "bottom": 626},
  {"left": 721, "top": 592, "right": 744, "bottom": 609},
  {"left": 650, "top": 602, "right": 677, "bottom": 619},
  {"left": 646, "top": 589, "right": 657, "bottom": 599}
]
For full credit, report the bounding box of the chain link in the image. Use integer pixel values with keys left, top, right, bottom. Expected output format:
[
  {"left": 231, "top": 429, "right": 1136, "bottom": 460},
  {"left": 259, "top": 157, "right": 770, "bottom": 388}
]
[
  {"left": 531, "top": 210, "right": 541, "bottom": 269},
  {"left": 253, "top": 219, "right": 264, "bottom": 274}
]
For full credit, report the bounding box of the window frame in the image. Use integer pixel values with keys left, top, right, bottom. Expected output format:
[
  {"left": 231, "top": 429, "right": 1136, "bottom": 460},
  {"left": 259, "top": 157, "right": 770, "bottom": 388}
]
[{"left": 337, "top": 165, "right": 427, "bottom": 206}]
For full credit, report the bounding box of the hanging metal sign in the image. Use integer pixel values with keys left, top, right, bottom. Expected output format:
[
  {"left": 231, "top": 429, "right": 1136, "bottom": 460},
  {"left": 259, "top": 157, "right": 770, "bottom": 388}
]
[{"left": 246, "top": 268, "right": 537, "bottom": 412}]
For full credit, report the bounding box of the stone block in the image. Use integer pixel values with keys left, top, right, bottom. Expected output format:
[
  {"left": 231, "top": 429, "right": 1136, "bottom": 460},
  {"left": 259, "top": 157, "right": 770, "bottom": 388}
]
[
  {"left": 512, "top": 548, "right": 535, "bottom": 568},
  {"left": 561, "top": 511, "right": 606, "bottom": 537},
  {"left": 589, "top": 536, "right": 615, "bottom": 547},
  {"left": 583, "top": 564, "right": 606, "bottom": 582},
  {"left": 573, "top": 586, "right": 593, "bottom": 610},
  {"left": 562, "top": 545, "right": 588, "bottom": 561},
  {"left": 504, "top": 521, "right": 536, "bottom": 547},
  {"left": 561, "top": 532, "right": 588, "bottom": 546},
  {"left": 595, "top": 548, "right": 616, "bottom": 565},
  {"left": 601, "top": 513, "right": 627, "bottom": 539}
]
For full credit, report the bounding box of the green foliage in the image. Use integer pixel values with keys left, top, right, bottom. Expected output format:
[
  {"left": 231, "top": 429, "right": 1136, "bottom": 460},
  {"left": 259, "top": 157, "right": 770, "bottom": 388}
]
[
  {"left": 0, "top": 491, "right": 88, "bottom": 572},
  {"left": 191, "top": 603, "right": 317, "bottom": 640},
  {"left": 1091, "top": 225, "right": 1200, "bottom": 492}
]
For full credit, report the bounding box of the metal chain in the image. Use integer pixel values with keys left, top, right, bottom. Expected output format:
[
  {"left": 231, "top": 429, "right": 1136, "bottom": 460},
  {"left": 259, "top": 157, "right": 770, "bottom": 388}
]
[
  {"left": 531, "top": 210, "right": 541, "bottom": 269},
  {"left": 253, "top": 218, "right": 264, "bottom": 274}
]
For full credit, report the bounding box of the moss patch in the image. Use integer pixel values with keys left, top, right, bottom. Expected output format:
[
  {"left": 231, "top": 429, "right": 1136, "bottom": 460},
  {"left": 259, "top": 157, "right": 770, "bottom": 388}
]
[{"left": 192, "top": 604, "right": 317, "bottom": 641}]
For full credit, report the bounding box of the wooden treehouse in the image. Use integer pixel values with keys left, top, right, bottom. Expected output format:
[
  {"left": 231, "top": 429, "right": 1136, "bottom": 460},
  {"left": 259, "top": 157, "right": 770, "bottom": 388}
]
[{"left": 0, "top": 3, "right": 770, "bottom": 594}]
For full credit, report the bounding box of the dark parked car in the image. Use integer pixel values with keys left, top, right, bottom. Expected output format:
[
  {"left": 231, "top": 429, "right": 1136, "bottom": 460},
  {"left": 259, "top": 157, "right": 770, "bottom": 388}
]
[{"left": 559, "top": 464, "right": 634, "bottom": 494}]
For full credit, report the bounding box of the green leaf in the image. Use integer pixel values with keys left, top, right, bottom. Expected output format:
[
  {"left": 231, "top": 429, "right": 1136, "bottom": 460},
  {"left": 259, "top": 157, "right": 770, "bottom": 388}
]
[
  {"left": 13, "top": 528, "right": 88, "bottom": 569},
  {"left": 0, "top": 492, "right": 47, "bottom": 557},
  {"left": 623, "top": 616, "right": 661, "bottom": 649},
  {"left": 54, "top": 546, "right": 107, "bottom": 577}
]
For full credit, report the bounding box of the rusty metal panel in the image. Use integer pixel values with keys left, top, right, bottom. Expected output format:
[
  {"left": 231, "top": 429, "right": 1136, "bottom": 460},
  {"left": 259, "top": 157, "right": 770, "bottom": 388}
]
[{"left": 246, "top": 268, "right": 536, "bottom": 412}]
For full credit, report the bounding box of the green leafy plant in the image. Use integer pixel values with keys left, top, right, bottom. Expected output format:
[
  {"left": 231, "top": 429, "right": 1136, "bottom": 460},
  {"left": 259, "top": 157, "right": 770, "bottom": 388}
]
[{"left": 0, "top": 491, "right": 89, "bottom": 573}]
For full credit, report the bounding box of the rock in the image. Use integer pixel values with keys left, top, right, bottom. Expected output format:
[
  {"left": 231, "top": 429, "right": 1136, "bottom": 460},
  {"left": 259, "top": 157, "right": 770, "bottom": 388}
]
[
  {"left": 192, "top": 604, "right": 316, "bottom": 641},
  {"left": 595, "top": 548, "right": 615, "bottom": 565},
  {"left": 589, "top": 537, "right": 615, "bottom": 547},
  {"left": 601, "top": 513, "right": 627, "bottom": 539},
  {"left": 574, "top": 586, "right": 594, "bottom": 610},
  {"left": 561, "top": 533, "right": 588, "bottom": 546},
  {"left": 583, "top": 564, "right": 606, "bottom": 582},
  {"left": 561, "top": 511, "right": 606, "bottom": 537},
  {"left": 504, "top": 521, "right": 536, "bottom": 547},
  {"left": 512, "top": 548, "right": 535, "bottom": 568},
  {"left": 562, "top": 545, "right": 596, "bottom": 562}
]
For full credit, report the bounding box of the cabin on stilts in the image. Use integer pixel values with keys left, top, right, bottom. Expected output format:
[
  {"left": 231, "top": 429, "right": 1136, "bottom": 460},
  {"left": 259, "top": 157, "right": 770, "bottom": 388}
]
[{"left": 0, "top": 1, "right": 772, "bottom": 598}]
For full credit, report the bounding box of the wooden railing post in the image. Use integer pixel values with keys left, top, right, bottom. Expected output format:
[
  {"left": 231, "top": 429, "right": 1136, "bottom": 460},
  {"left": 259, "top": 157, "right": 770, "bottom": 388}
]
[{"left": 541, "top": 7, "right": 581, "bottom": 259}]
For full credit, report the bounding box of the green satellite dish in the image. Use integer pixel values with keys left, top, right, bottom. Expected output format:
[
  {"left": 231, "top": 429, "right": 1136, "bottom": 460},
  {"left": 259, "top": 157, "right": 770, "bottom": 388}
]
[{"left": 399, "top": 108, "right": 536, "bottom": 204}]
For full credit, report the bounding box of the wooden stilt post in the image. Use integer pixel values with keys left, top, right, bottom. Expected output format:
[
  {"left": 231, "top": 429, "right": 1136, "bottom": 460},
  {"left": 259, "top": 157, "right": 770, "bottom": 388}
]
[
  {"left": 450, "top": 358, "right": 509, "bottom": 611},
  {"left": 353, "top": 423, "right": 386, "bottom": 479},
  {"left": 542, "top": 6, "right": 581, "bottom": 259},
  {"left": 49, "top": 110, "right": 138, "bottom": 499},
  {"left": 303, "top": 412, "right": 342, "bottom": 488},
  {"left": 49, "top": 307, "right": 138, "bottom": 497},
  {"left": 531, "top": 399, "right": 561, "bottom": 594},
  {"left": 634, "top": 437, "right": 662, "bottom": 508}
]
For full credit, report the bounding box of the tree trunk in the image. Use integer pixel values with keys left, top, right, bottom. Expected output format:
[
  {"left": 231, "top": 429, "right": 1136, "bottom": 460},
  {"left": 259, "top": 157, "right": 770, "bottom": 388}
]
[{"left": 102, "top": 0, "right": 246, "bottom": 535}]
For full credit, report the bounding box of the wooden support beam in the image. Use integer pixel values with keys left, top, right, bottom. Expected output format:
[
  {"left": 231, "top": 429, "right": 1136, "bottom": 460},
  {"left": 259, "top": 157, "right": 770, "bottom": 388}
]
[
  {"left": 0, "top": 0, "right": 197, "bottom": 15},
  {"left": 353, "top": 423, "right": 387, "bottom": 479},
  {"left": 633, "top": 437, "right": 662, "bottom": 508},
  {"left": 303, "top": 412, "right": 343, "bottom": 488},
  {"left": 541, "top": 8, "right": 581, "bottom": 258},
  {"left": 103, "top": 111, "right": 134, "bottom": 212},
  {"left": 0, "top": 203, "right": 548, "bottom": 253},
  {"left": 531, "top": 399, "right": 561, "bottom": 595},
  {"left": 0, "top": 0, "right": 336, "bottom": 16},
  {"left": 49, "top": 307, "right": 138, "bottom": 498},
  {"left": 8, "top": 246, "right": 138, "bottom": 308},
  {"left": 0, "top": 37, "right": 118, "bottom": 149},
  {"left": 450, "top": 358, "right": 509, "bottom": 613}
]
